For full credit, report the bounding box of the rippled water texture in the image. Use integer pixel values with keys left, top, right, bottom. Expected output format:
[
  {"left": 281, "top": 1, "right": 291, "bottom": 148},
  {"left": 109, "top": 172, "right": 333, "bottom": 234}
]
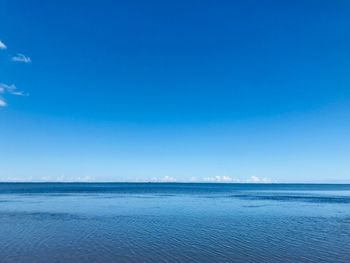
[{"left": 0, "top": 183, "right": 349, "bottom": 263}]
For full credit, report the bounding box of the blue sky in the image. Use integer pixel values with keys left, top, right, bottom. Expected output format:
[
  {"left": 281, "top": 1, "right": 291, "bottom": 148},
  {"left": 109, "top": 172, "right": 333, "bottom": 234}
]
[{"left": 1, "top": 0, "right": 350, "bottom": 182}]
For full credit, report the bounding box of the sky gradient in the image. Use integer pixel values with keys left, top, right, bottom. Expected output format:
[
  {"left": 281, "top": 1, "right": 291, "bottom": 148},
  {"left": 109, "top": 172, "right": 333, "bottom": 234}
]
[{"left": 1, "top": 0, "right": 350, "bottom": 182}]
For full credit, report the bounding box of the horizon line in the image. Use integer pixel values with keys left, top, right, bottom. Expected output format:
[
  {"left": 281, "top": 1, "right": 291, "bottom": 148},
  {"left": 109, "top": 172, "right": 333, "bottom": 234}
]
[{"left": 1, "top": 181, "right": 350, "bottom": 184}]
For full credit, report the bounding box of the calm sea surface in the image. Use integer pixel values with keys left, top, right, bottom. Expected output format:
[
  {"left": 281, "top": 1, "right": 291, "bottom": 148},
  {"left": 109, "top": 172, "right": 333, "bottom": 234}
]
[{"left": 0, "top": 183, "right": 349, "bottom": 263}]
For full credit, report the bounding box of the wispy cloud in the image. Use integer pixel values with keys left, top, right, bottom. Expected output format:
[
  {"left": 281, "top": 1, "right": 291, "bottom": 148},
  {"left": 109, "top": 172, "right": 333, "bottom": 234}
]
[
  {"left": 0, "top": 83, "right": 26, "bottom": 96},
  {"left": 0, "top": 40, "right": 6, "bottom": 50},
  {"left": 12, "top": 53, "right": 31, "bottom": 63},
  {"left": 0, "top": 83, "right": 27, "bottom": 107}
]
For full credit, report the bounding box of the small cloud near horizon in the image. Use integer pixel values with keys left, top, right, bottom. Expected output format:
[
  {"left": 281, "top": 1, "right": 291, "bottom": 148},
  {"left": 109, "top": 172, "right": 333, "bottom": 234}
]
[
  {"left": 40, "top": 175, "right": 96, "bottom": 182},
  {"left": 247, "top": 176, "right": 271, "bottom": 183},
  {"left": 0, "top": 175, "right": 96, "bottom": 183},
  {"left": 12, "top": 53, "right": 31, "bottom": 63},
  {"left": 150, "top": 176, "right": 177, "bottom": 182},
  {"left": 203, "top": 176, "right": 240, "bottom": 183},
  {"left": 199, "top": 176, "right": 273, "bottom": 183},
  {"left": 0, "top": 40, "right": 6, "bottom": 50}
]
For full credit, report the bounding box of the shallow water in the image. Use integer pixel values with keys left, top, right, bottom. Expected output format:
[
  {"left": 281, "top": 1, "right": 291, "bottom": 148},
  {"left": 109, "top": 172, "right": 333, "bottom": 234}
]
[{"left": 0, "top": 183, "right": 349, "bottom": 262}]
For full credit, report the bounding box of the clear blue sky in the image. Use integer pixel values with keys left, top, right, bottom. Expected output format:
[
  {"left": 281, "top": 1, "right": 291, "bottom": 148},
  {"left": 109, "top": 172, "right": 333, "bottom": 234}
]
[{"left": 1, "top": 0, "right": 350, "bottom": 182}]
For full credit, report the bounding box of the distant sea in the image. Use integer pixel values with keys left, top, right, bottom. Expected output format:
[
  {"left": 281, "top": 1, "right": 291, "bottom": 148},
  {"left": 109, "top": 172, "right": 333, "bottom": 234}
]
[{"left": 0, "top": 183, "right": 349, "bottom": 263}]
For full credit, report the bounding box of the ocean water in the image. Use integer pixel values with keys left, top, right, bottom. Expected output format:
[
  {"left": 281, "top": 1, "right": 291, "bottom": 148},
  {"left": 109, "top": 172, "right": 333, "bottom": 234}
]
[{"left": 0, "top": 183, "right": 349, "bottom": 263}]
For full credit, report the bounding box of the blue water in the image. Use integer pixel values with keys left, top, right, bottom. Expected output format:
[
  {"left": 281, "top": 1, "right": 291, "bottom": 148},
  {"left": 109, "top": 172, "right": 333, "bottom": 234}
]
[{"left": 0, "top": 183, "right": 349, "bottom": 262}]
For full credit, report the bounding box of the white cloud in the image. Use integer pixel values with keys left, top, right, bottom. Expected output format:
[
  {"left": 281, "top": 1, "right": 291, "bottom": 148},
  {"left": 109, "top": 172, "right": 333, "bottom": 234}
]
[
  {"left": 0, "top": 83, "right": 27, "bottom": 107},
  {"left": 0, "top": 98, "right": 7, "bottom": 107},
  {"left": 247, "top": 176, "right": 271, "bottom": 183},
  {"left": 202, "top": 176, "right": 240, "bottom": 183},
  {"left": 0, "top": 175, "right": 96, "bottom": 182},
  {"left": 12, "top": 53, "right": 31, "bottom": 63},
  {"left": 39, "top": 175, "right": 96, "bottom": 182},
  {"left": 150, "top": 176, "right": 177, "bottom": 182},
  {"left": 0, "top": 40, "right": 6, "bottom": 50}
]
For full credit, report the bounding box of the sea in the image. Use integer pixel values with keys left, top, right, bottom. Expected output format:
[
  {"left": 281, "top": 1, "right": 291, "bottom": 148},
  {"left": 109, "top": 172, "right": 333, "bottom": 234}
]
[{"left": 0, "top": 183, "right": 349, "bottom": 263}]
